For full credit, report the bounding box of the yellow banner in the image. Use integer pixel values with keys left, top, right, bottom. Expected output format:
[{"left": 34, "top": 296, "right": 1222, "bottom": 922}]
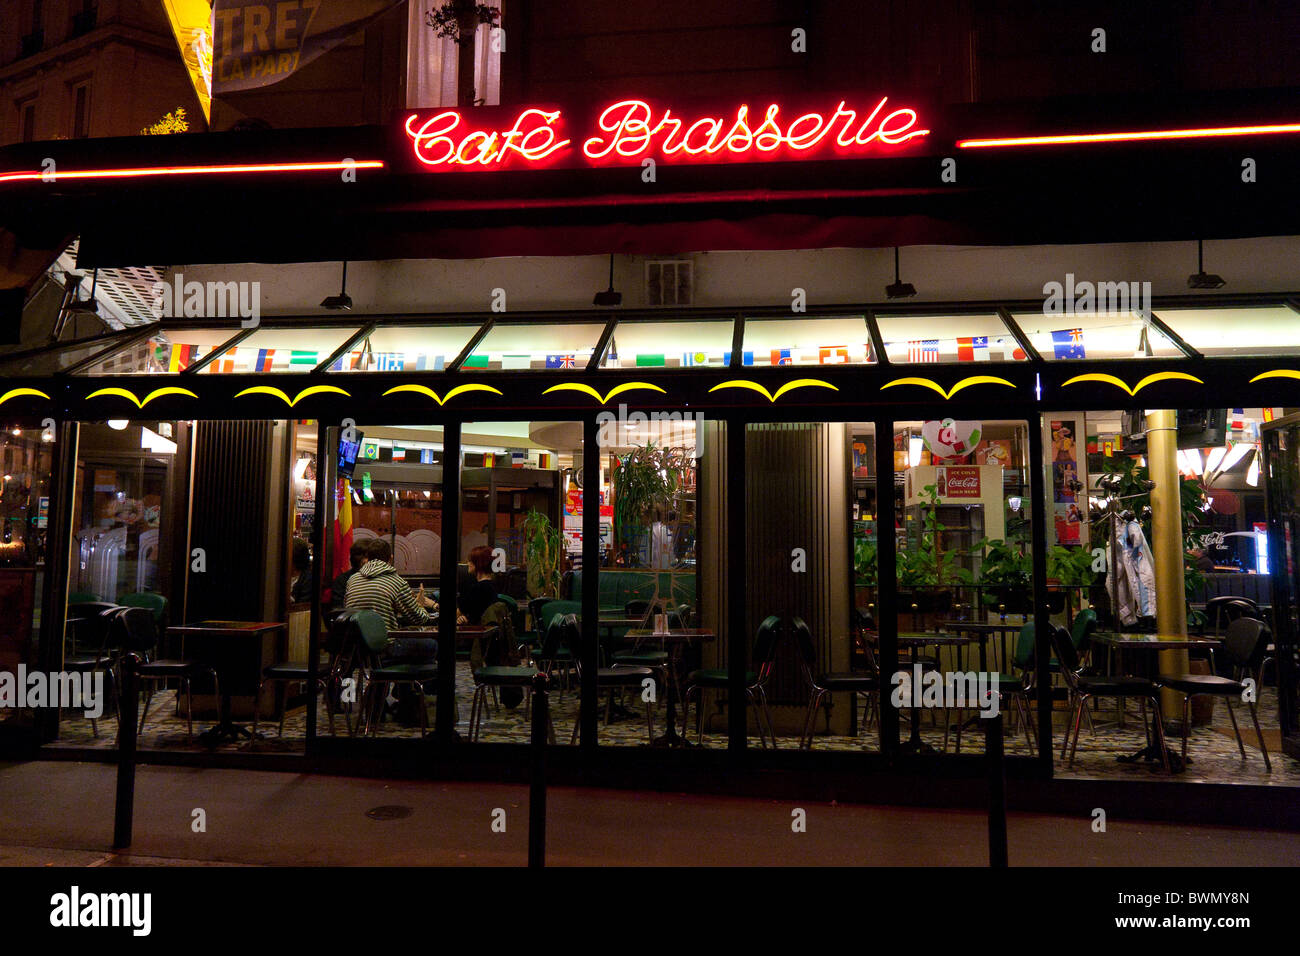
[{"left": 163, "top": 0, "right": 214, "bottom": 124}]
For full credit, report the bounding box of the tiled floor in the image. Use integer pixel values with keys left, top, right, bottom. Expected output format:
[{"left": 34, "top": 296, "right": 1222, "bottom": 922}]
[{"left": 47, "top": 664, "right": 1298, "bottom": 786}]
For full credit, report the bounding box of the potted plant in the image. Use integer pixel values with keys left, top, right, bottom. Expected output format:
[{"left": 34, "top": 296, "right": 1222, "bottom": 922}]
[
  {"left": 521, "top": 509, "right": 562, "bottom": 598},
  {"left": 611, "top": 443, "right": 678, "bottom": 568},
  {"left": 973, "top": 537, "right": 1034, "bottom": 615},
  {"left": 896, "top": 483, "right": 971, "bottom": 627},
  {"left": 427, "top": 2, "right": 502, "bottom": 107}
]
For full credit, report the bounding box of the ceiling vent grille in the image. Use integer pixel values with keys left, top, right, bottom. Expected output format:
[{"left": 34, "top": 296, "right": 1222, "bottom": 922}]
[{"left": 645, "top": 259, "right": 693, "bottom": 306}]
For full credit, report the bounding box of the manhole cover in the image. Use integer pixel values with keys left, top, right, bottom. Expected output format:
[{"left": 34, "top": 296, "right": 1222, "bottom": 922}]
[{"left": 366, "top": 805, "right": 413, "bottom": 821}]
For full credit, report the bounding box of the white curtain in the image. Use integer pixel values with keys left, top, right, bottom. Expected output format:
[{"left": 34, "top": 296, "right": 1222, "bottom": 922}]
[{"left": 406, "top": 1, "right": 502, "bottom": 108}]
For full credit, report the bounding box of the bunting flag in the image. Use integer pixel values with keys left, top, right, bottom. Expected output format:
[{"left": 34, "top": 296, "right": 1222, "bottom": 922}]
[
  {"left": 636, "top": 353, "right": 666, "bottom": 367},
  {"left": 956, "top": 336, "right": 990, "bottom": 361},
  {"left": 907, "top": 340, "right": 939, "bottom": 363},
  {"left": 168, "top": 343, "right": 199, "bottom": 372},
  {"left": 1231, "top": 409, "right": 1245, "bottom": 430},
  {"left": 290, "top": 350, "right": 318, "bottom": 367},
  {"left": 723, "top": 350, "right": 754, "bottom": 366},
  {"left": 682, "top": 351, "right": 709, "bottom": 366},
  {"left": 501, "top": 354, "right": 533, "bottom": 370},
  {"left": 332, "top": 477, "right": 353, "bottom": 579},
  {"left": 375, "top": 352, "right": 404, "bottom": 371},
  {"left": 996, "top": 336, "right": 1027, "bottom": 361},
  {"left": 546, "top": 354, "right": 577, "bottom": 369},
  {"left": 771, "top": 348, "right": 793, "bottom": 366},
  {"left": 462, "top": 355, "right": 489, "bottom": 369},
  {"left": 255, "top": 348, "right": 275, "bottom": 372},
  {"left": 1051, "top": 328, "right": 1086, "bottom": 359},
  {"left": 208, "top": 348, "right": 236, "bottom": 373},
  {"left": 819, "top": 346, "right": 849, "bottom": 364}
]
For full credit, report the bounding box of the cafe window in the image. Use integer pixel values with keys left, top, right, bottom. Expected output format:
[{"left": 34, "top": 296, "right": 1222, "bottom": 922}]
[
  {"left": 875, "top": 313, "right": 1026, "bottom": 364},
  {"left": 602, "top": 319, "right": 734, "bottom": 369},
  {"left": 406, "top": 0, "right": 502, "bottom": 108},
  {"left": 224, "top": 326, "right": 364, "bottom": 373},
  {"left": 330, "top": 324, "right": 481, "bottom": 373},
  {"left": 77, "top": 329, "right": 244, "bottom": 375},
  {"left": 1158, "top": 306, "right": 1300, "bottom": 357},
  {"left": 1012, "top": 310, "right": 1179, "bottom": 360},
  {"left": 742, "top": 316, "right": 875, "bottom": 366},
  {"left": 468, "top": 322, "right": 603, "bottom": 371}
]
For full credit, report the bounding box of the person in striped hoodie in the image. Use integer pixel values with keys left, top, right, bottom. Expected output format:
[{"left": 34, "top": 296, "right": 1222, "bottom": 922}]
[{"left": 344, "top": 537, "right": 436, "bottom": 631}]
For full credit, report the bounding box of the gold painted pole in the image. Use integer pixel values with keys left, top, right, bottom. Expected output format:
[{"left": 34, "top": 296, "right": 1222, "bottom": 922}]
[{"left": 1145, "top": 409, "right": 1189, "bottom": 722}]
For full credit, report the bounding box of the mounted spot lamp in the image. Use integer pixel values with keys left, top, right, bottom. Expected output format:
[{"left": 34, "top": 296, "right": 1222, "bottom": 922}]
[
  {"left": 593, "top": 254, "right": 622, "bottom": 306},
  {"left": 1187, "top": 239, "right": 1226, "bottom": 289},
  {"left": 321, "top": 261, "right": 353, "bottom": 310},
  {"left": 885, "top": 246, "right": 916, "bottom": 299}
]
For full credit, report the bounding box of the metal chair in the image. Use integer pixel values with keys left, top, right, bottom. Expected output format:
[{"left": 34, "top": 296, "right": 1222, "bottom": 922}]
[
  {"left": 1051, "top": 624, "right": 1170, "bottom": 772},
  {"left": 1160, "top": 617, "right": 1272, "bottom": 771},
  {"left": 565, "top": 614, "right": 656, "bottom": 744},
  {"left": 125, "top": 608, "right": 221, "bottom": 743},
  {"left": 350, "top": 610, "right": 438, "bottom": 737},
  {"left": 680, "top": 614, "right": 780, "bottom": 748},
  {"left": 64, "top": 602, "right": 123, "bottom": 738},
  {"left": 952, "top": 621, "right": 1036, "bottom": 754},
  {"left": 791, "top": 616, "right": 878, "bottom": 749},
  {"left": 251, "top": 612, "right": 350, "bottom": 744},
  {"left": 469, "top": 618, "right": 556, "bottom": 743}
]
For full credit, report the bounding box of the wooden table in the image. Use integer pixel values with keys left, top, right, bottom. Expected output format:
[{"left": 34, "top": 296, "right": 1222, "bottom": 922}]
[
  {"left": 169, "top": 620, "right": 285, "bottom": 745},
  {"left": 625, "top": 628, "right": 715, "bottom": 748}
]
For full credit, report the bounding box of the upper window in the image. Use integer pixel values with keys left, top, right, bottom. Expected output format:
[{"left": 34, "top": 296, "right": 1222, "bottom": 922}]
[
  {"left": 1159, "top": 306, "right": 1300, "bottom": 357},
  {"left": 70, "top": 81, "right": 90, "bottom": 139},
  {"left": 603, "top": 319, "right": 734, "bottom": 368},
  {"left": 743, "top": 316, "right": 875, "bottom": 367},
  {"left": 1012, "top": 310, "right": 1179, "bottom": 360},
  {"left": 468, "top": 321, "right": 603, "bottom": 370},
  {"left": 406, "top": 0, "right": 503, "bottom": 108},
  {"left": 875, "top": 313, "right": 1026, "bottom": 364},
  {"left": 332, "top": 324, "right": 482, "bottom": 372}
]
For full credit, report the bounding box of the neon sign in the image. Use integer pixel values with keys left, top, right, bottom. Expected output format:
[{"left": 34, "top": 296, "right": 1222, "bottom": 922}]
[{"left": 401, "top": 96, "right": 929, "bottom": 171}]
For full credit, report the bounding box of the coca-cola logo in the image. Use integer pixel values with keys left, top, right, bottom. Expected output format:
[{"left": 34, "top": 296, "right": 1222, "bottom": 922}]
[
  {"left": 940, "top": 466, "right": 981, "bottom": 497},
  {"left": 948, "top": 476, "right": 979, "bottom": 488}
]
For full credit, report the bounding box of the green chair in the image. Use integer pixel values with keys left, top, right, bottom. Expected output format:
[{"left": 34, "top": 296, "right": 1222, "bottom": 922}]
[
  {"left": 351, "top": 610, "right": 438, "bottom": 737},
  {"left": 121, "top": 592, "right": 168, "bottom": 633},
  {"left": 952, "top": 621, "right": 1036, "bottom": 753},
  {"left": 68, "top": 591, "right": 99, "bottom": 605},
  {"left": 469, "top": 619, "right": 557, "bottom": 743},
  {"left": 1070, "top": 607, "right": 1098, "bottom": 664},
  {"left": 680, "top": 614, "right": 781, "bottom": 748}
]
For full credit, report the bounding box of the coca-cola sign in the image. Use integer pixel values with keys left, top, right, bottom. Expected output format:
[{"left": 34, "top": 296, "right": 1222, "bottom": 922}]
[{"left": 937, "top": 466, "right": 981, "bottom": 498}]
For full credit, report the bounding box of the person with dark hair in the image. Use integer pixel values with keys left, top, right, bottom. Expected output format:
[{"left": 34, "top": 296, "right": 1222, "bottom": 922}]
[
  {"left": 330, "top": 538, "right": 373, "bottom": 611},
  {"left": 290, "top": 537, "right": 313, "bottom": 603},
  {"left": 344, "top": 536, "right": 436, "bottom": 630},
  {"left": 460, "top": 545, "right": 499, "bottom": 624}
]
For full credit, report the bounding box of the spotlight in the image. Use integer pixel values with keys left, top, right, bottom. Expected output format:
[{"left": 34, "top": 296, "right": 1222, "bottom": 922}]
[
  {"left": 320, "top": 261, "right": 353, "bottom": 310},
  {"left": 1187, "top": 239, "right": 1226, "bottom": 289},
  {"left": 908, "top": 435, "right": 924, "bottom": 467},
  {"left": 885, "top": 246, "right": 916, "bottom": 298},
  {"left": 1246, "top": 450, "right": 1260, "bottom": 487},
  {"left": 592, "top": 254, "right": 622, "bottom": 307},
  {"left": 107, "top": 419, "right": 129, "bottom": 430}
]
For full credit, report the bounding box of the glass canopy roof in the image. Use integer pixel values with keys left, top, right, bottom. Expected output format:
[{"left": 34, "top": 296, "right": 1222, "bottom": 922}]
[{"left": 3, "top": 300, "right": 1296, "bottom": 376}]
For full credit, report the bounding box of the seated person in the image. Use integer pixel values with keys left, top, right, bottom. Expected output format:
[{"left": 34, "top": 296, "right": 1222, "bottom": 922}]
[
  {"left": 344, "top": 537, "right": 437, "bottom": 631},
  {"left": 290, "top": 537, "right": 313, "bottom": 603},
  {"left": 460, "top": 545, "right": 500, "bottom": 625},
  {"left": 330, "top": 539, "right": 371, "bottom": 612}
]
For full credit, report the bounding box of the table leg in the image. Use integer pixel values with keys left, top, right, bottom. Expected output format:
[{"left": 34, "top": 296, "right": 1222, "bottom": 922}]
[{"left": 651, "top": 646, "right": 692, "bottom": 748}]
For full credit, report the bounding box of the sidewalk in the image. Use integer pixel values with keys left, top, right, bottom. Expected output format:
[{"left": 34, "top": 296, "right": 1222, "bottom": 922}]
[{"left": 1, "top": 761, "right": 1296, "bottom": 866}]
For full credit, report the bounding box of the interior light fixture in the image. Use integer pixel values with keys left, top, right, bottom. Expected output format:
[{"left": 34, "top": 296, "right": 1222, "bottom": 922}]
[
  {"left": 885, "top": 246, "right": 916, "bottom": 299},
  {"left": 1187, "top": 239, "right": 1226, "bottom": 289},
  {"left": 908, "top": 434, "right": 924, "bottom": 467},
  {"left": 107, "top": 419, "right": 129, "bottom": 430},
  {"left": 320, "top": 261, "right": 353, "bottom": 310},
  {"left": 592, "top": 254, "right": 622, "bottom": 306},
  {"left": 1205, "top": 446, "right": 1227, "bottom": 472},
  {"left": 1247, "top": 450, "right": 1260, "bottom": 487},
  {"left": 1185, "top": 448, "right": 1203, "bottom": 476}
]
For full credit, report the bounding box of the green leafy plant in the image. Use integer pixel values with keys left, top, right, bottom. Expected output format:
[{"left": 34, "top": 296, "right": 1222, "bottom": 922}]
[
  {"left": 611, "top": 443, "right": 678, "bottom": 568},
  {"left": 975, "top": 537, "right": 1033, "bottom": 609},
  {"left": 898, "top": 483, "right": 973, "bottom": 590},
  {"left": 853, "top": 533, "right": 878, "bottom": 585},
  {"left": 521, "top": 509, "right": 561, "bottom": 598}
]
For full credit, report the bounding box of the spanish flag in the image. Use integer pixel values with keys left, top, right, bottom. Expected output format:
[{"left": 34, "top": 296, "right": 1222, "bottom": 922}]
[{"left": 332, "top": 477, "right": 353, "bottom": 579}]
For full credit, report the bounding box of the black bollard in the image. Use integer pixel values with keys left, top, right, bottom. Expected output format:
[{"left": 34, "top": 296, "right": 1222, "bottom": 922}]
[
  {"left": 113, "top": 651, "right": 139, "bottom": 850},
  {"left": 528, "top": 671, "right": 548, "bottom": 868},
  {"left": 985, "top": 709, "right": 1008, "bottom": 867}
]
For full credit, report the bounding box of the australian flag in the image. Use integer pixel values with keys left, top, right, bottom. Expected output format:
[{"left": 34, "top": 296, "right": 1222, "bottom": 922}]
[
  {"left": 1052, "top": 328, "right": 1086, "bottom": 359},
  {"left": 546, "top": 354, "right": 577, "bottom": 368}
]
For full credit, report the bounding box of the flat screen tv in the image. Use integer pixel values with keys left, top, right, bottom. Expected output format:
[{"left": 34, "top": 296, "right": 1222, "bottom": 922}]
[{"left": 338, "top": 430, "right": 364, "bottom": 479}]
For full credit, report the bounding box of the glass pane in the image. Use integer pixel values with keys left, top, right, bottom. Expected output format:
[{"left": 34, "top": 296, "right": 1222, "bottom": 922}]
[
  {"left": 876, "top": 313, "right": 1025, "bottom": 364},
  {"left": 599, "top": 415, "right": 699, "bottom": 746},
  {"left": 1160, "top": 306, "right": 1300, "bottom": 357},
  {"left": 602, "top": 320, "right": 733, "bottom": 368},
  {"left": 77, "top": 329, "right": 243, "bottom": 375},
  {"left": 468, "top": 323, "right": 604, "bottom": 371},
  {"left": 231, "top": 327, "right": 363, "bottom": 373},
  {"left": 743, "top": 316, "right": 875, "bottom": 366},
  {"left": 332, "top": 324, "right": 481, "bottom": 372},
  {"left": 1013, "top": 310, "right": 1178, "bottom": 360},
  {"left": 0, "top": 338, "right": 124, "bottom": 376},
  {"left": 891, "top": 419, "right": 1035, "bottom": 757},
  {"left": 0, "top": 426, "right": 55, "bottom": 730},
  {"left": 458, "top": 420, "right": 570, "bottom": 742}
]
